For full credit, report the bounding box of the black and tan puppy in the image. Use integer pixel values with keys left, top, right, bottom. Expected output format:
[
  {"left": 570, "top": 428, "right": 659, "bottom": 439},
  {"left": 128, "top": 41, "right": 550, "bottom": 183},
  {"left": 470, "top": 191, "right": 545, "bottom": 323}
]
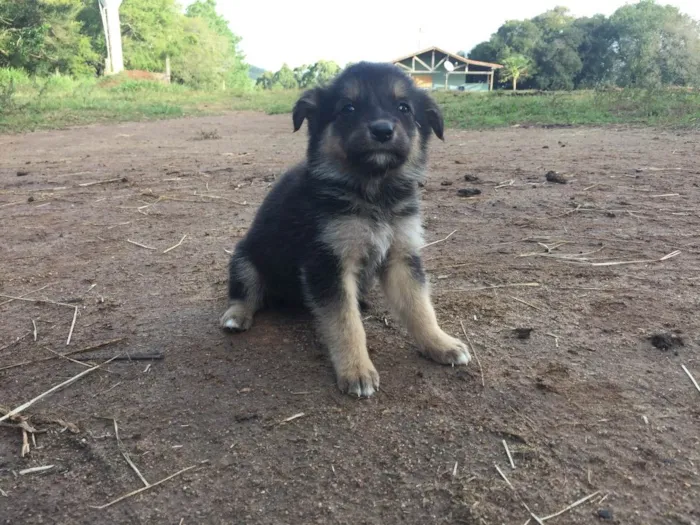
[{"left": 221, "top": 62, "right": 471, "bottom": 397}]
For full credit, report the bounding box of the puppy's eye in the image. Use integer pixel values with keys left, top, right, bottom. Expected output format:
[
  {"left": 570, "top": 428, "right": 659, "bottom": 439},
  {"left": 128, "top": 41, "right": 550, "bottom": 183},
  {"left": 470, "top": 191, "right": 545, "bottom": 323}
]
[
  {"left": 397, "top": 103, "right": 411, "bottom": 114},
  {"left": 341, "top": 103, "right": 355, "bottom": 115}
]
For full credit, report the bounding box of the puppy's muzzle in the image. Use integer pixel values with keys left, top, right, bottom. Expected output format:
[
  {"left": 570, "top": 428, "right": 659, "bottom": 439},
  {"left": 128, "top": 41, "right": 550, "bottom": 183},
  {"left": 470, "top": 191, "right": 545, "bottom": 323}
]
[{"left": 369, "top": 120, "right": 395, "bottom": 143}]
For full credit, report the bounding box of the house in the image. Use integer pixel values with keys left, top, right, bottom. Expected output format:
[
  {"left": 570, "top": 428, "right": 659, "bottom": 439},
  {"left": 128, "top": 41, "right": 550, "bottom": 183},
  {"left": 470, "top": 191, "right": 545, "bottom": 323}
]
[{"left": 392, "top": 46, "right": 503, "bottom": 91}]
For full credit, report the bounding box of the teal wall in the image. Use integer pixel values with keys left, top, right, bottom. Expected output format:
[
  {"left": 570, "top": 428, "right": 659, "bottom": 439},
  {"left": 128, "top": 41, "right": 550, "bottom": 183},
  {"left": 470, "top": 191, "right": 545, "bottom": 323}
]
[
  {"left": 397, "top": 54, "right": 490, "bottom": 91},
  {"left": 411, "top": 72, "right": 489, "bottom": 91}
]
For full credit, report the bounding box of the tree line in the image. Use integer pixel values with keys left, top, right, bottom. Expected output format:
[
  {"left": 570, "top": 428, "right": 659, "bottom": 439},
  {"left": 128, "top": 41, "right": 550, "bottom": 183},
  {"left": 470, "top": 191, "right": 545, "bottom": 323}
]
[
  {"left": 465, "top": 1, "right": 700, "bottom": 90},
  {"left": 0, "top": 0, "right": 249, "bottom": 89},
  {"left": 255, "top": 60, "right": 342, "bottom": 90},
  {"left": 3, "top": 0, "right": 698, "bottom": 93}
]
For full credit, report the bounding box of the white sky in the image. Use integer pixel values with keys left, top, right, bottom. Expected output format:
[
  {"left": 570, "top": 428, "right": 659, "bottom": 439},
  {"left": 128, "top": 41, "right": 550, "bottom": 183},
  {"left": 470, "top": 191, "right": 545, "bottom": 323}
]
[{"left": 206, "top": 0, "right": 700, "bottom": 71}]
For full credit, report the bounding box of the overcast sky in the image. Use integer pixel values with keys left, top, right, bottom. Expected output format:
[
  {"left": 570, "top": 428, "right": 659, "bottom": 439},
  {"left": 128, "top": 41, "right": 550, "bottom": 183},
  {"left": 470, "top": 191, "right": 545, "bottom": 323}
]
[{"left": 205, "top": 0, "right": 700, "bottom": 71}]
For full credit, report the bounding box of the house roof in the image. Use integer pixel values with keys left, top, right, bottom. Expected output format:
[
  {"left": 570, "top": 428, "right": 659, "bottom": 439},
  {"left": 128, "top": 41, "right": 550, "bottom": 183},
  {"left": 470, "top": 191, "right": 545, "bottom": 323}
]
[{"left": 392, "top": 46, "right": 503, "bottom": 69}]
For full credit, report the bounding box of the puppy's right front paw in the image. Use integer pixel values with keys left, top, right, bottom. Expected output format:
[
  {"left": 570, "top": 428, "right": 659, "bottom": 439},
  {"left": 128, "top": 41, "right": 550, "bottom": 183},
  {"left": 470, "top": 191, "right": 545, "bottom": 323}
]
[
  {"left": 337, "top": 362, "right": 380, "bottom": 398},
  {"left": 220, "top": 303, "right": 253, "bottom": 332}
]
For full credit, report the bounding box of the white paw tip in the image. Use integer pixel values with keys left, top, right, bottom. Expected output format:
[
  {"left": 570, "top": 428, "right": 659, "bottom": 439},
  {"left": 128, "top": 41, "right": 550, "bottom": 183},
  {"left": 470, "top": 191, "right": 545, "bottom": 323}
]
[
  {"left": 224, "top": 319, "right": 239, "bottom": 330},
  {"left": 348, "top": 384, "right": 376, "bottom": 398},
  {"left": 453, "top": 352, "right": 471, "bottom": 366}
]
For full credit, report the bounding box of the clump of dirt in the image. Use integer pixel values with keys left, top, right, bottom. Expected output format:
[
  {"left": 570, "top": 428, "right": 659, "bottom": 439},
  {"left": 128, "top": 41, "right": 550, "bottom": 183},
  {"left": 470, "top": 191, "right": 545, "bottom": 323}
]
[
  {"left": 193, "top": 130, "right": 221, "bottom": 141},
  {"left": 546, "top": 170, "right": 567, "bottom": 184},
  {"left": 457, "top": 188, "right": 481, "bottom": 197},
  {"left": 649, "top": 333, "right": 684, "bottom": 351},
  {"left": 464, "top": 174, "right": 480, "bottom": 182},
  {"left": 513, "top": 327, "right": 533, "bottom": 339},
  {"left": 597, "top": 509, "right": 614, "bottom": 520}
]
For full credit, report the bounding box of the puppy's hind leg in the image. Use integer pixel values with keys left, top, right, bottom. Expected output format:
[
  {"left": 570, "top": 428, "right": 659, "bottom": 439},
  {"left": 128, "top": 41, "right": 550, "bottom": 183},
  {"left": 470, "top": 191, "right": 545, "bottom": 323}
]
[{"left": 220, "top": 250, "right": 263, "bottom": 332}]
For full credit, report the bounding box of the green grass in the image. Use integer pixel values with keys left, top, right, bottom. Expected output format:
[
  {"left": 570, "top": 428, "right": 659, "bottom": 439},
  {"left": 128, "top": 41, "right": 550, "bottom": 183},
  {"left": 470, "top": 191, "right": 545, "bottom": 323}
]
[
  {"left": 434, "top": 89, "right": 700, "bottom": 128},
  {"left": 1, "top": 72, "right": 698, "bottom": 134},
  {"left": 0, "top": 74, "right": 300, "bottom": 133}
]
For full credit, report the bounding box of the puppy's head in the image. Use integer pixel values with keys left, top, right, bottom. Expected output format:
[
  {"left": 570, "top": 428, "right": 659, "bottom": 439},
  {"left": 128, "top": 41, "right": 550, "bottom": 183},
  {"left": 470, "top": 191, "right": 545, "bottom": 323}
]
[{"left": 293, "top": 62, "right": 443, "bottom": 176}]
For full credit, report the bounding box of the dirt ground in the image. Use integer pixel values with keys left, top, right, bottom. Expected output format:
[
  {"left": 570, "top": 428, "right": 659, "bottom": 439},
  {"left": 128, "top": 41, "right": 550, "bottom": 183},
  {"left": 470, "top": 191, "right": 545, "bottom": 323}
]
[{"left": 1, "top": 113, "right": 699, "bottom": 525}]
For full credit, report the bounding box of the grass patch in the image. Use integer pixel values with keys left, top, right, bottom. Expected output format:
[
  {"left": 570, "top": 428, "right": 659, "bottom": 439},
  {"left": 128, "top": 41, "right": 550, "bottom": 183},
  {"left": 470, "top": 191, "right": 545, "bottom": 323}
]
[
  {"left": 434, "top": 89, "right": 700, "bottom": 129},
  {"left": 0, "top": 74, "right": 297, "bottom": 133},
  {"left": 1, "top": 71, "right": 698, "bottom": 134}
]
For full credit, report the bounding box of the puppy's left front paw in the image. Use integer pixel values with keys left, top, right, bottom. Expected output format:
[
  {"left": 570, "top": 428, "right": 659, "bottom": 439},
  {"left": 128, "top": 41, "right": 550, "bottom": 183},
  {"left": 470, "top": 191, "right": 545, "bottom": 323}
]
[{"left": 419, "top": 335, "right": 471, "bottom": 366}]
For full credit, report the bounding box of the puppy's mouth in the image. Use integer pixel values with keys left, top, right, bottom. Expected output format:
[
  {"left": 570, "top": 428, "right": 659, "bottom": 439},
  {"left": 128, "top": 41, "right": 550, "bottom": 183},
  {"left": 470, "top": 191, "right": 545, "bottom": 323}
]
[
  {"left": 359, "top": 150, "right": 405, "bottom": 169},
  {"left": 346, "top": 145, "right": 408, "bottom": 173}
]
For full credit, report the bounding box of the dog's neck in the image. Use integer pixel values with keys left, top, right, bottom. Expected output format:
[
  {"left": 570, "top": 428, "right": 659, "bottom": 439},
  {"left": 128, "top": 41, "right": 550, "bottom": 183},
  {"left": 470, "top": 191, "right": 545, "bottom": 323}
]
[{"left": 307, "top": 157, "right": 423, "bottom": 213}]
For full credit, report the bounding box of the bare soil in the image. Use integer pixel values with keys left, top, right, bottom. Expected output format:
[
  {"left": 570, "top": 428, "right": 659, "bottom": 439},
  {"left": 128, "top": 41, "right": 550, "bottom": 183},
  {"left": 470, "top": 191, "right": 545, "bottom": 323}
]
[{"left": 1, "top": 114, "right": 699, "bottom": 524}]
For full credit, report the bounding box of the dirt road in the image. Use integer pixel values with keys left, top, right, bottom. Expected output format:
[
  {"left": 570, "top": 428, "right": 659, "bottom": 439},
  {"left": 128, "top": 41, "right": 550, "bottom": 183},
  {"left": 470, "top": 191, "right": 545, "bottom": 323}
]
[{"left": 1, "top": 114, "right": 698, "bottom": 524}]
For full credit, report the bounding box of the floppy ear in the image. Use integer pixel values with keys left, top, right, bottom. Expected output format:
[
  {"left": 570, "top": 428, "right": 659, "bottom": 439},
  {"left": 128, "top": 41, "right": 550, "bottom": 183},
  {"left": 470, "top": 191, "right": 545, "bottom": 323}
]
[
  {"left": 292, "top": 88, "right": 319, "bottom": 132},
  {"left": 425, "top": 99, "right": 444, "bottom": 141}
]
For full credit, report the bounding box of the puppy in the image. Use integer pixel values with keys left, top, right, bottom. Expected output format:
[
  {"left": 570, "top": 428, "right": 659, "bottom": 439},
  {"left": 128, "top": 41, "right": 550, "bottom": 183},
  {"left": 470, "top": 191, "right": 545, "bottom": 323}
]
[{"left": 221, "top": 62, "right": 471, "bottom": 397}]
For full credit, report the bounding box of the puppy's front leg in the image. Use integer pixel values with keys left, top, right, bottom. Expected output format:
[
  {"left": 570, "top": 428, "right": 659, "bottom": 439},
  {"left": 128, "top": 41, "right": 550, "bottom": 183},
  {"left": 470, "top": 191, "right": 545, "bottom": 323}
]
[
  {"left": 381, "top": 244, "right": 471, "bottom": 366},
  {"left": 302, "top": 249, "right": 379, "bottom": 397}
]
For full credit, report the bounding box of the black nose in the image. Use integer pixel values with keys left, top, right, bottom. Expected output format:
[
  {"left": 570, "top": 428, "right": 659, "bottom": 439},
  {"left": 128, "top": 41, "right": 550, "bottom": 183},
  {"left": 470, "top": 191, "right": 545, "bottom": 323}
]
[{"left": 369, "top": 120, "right": 394, "bottom": 143}]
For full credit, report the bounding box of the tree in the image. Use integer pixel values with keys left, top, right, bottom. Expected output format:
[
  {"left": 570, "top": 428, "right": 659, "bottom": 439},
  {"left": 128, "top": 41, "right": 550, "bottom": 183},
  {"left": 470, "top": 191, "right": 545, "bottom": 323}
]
[
  {"left": 0, "top": 0, "right": 97, "bottom": 76},
  {"left": 610, "top": 0, "right": 700, "bottom": 88},
  {"left": 499, "top": 54, "right": 532, "bottom": 91},
  {"left": 255, "top": 60, "right": 341, "bottom": 90},
  {"left": 494, "top": 19, "right": 542, "bottom": 59},
  {"left": 466, "top": 2, "right": 700, "bottom": 90},
  {"left": 532, "top": 6, "right": 575, "bottom": 39},
  {"left": 272, "top": 63, "right": 297, "bottom": 90},
  {"left": 467, "top": 19, "right": 541, "bottom": 88},
  {"left": 255, "top": 70, "right": 274, "bottom": 89},
  {"left": 293, "top": 64, "right": 310, "bottom": 87},
  {"left": 465, "top": 42, "right": 500, "bottom": 64},
  {"left": 573, "top": 15, "right": 616, "bottom": 88},
  {"left": 170, "top": 16, "right": 229, "bottom": 88},
  {"left": 529, "top": 8, "right": 583, "bottom": 90},
  {"left": 185, "top": 0, "right": 236, "bottom": 45},
  {"left": 304, "top": 60, "right": 340, "bottom": 86},
  {"left": 184, "top": 0, "right": 249, "bottom": 90},
  {"left": 115, "top": 0, "right": 181, "bottom": 71}
]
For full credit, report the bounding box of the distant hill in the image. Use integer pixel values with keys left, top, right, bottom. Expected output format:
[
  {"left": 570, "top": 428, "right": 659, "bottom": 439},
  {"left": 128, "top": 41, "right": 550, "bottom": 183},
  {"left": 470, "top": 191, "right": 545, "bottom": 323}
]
[{"left": 248, "top": 65, "right": 265, "bottom": 80}]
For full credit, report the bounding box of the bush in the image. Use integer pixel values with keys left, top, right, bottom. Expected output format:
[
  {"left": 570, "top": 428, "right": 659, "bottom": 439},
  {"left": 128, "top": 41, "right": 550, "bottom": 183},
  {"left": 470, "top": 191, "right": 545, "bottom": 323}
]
[
  {"left": 42, "top": 75, "right": 80, "bottom": 92},
  {"left": 109, "top": 80, "right": 179, "bottom": 94},
  {"left": 0, "top": 67, "right": 30, "bottom": 88}
]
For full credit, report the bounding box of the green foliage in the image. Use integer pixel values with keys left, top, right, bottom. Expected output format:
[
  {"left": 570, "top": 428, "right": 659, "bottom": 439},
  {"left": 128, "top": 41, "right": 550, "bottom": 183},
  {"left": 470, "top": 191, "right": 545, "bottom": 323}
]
[
  {"left": 272, "top": 63, "right": 297, "bottom": 90},
  {"left": 468, "top": 1, "right": 700, "bottom": 89},
  {"left": 118, "top": 0, "right": 181, "bottom": 71},
  {"left": 494, "top": 19, "right": 542, "bottom": 59},
  {"left": 464, "top": 42, "right": 500, "bottom": 64},
  {"left": 572, "top": 15, "right": 616, "bottom": 88},
  {"left": 434, "top": 89, "right": 700, "bottom": 128},
  {"left": 0, "top": 67, "right": 31, "bottom": 87},
  {"left": 107, "top": 78, "right": 183, "bottom": 94},
  {"left": 257, "top": 60, "right": 341, "bottom": 90},
  {"left": 3, "top": 81, "right": 699, "bottom": 134},
  {"left": 184, "top": 0, "right": 249, "bottom": 90},
  {"left": 3, "top": 0, "right": 251, "bottom": 90},
  {"left": 611, "top": 0, "right": 700, "bottom": 88},
  {"left": 499, "top": 55, "right": 532, "bottom": 91},
  {"left": 255, "top": 71, "right": 274, "bottom": 90},
  {"left": 0, "top": 0, "right": 98, "bottom": 76}
]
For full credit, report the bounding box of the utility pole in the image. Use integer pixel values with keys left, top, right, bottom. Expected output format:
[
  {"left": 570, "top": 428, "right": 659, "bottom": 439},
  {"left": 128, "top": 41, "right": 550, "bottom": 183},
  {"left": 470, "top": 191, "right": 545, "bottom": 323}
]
[{"left": 99, "top": 0, "right": 124, "bottom": 75}]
